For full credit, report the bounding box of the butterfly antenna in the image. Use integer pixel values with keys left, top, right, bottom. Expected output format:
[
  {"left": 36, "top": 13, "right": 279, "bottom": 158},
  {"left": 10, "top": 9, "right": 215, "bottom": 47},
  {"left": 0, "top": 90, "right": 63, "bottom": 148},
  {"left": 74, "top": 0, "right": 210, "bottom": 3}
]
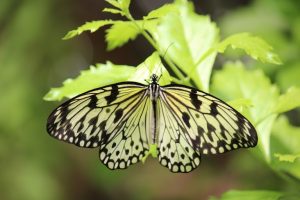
[
  {"left": 157, "top": 42, "right": 174, "bottom": 79},
  {"left": 158, "top": 73, "right": 162, "bottom": 82},
  {"left": 162, "top": 42, "right": 174, "bottom": 59},
  {"left": 144, "top": 78, "right": 150, "bottom": 84}
]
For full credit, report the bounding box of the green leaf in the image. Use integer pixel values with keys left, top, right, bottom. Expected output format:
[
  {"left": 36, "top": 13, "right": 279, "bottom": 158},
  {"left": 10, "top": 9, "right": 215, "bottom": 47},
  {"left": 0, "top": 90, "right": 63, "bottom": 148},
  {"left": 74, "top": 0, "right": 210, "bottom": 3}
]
[
  {"left": 217, "top": 33, "right": 282, "bottom": 65},
  {"left": 271, "top": 116, "right": 300, "bottom": 179},
  {"left": 210, "top": 190, "right": 283, "bottom": 200},
  {"left": 257, "top": 114, "right": 277, "bottom": 162},
  {"left": 273, "top": 87, "right": 300, "bottom": 113},
  {"left": 44, "top": 62, "right": 135, "bottom": 101},
  {"left": 119, "top": 0, "right": 130, "bottom": 13},
  {"left": 142, "top": 144, "right": 158, "bottom": 164},
  {"left": 63, "top": 20, "right": 113, "bottom": 40},
  {"left": 105, "top": 21, "right": 140, "bottom": 50},
  {"left": 274, "top": 153, "right": 300, "bottom": 163},
  {"left": 105, "top": 0, "right": 121, "bottom": 9},
  {"left": 102, "top": 8, "right": 124, "bottom": 16},
  {"left": 227, "top": 98, "right": 253, "bottom": 113},
  {"left": 144, "top": 4, "right": 176, "bottom": 20},
  {"left": 272, "top": 116, "right": 300, "bottom": 155},
  {"left": 105, "top": 20, "right": 158, "bottom": 50},
  {"left": 211, "top": 61, "right": 279, "bottom": 123},
  {"left": 128, "top": 52, "right": 172, "bottom": 85},
  {"left": 105, "top": 0, "right": 130, "bottom": 15},
  {"left": 276, "top": 63, "right": 300, "bottom": 91},
  {"left": 154, "top": 0, "right": 219, "bottom": 91},
  {"left": 211, "top": 61, "right": 280, "bottom": 161}
]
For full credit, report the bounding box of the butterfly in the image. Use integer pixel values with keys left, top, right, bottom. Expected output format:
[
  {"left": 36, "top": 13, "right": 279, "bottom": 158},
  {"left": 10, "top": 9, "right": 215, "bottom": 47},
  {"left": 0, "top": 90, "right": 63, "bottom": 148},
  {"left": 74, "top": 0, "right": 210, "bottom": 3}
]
[{"left": 47, "top": 74, "right": 257, "bottom": 172}]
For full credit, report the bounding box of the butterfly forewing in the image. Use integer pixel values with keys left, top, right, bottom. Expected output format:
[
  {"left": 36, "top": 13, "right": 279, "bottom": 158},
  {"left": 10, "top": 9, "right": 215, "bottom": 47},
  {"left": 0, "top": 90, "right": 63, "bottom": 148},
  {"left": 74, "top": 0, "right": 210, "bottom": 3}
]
[{"left": 160, "top": 85, "right": 257, "bottom": 156}]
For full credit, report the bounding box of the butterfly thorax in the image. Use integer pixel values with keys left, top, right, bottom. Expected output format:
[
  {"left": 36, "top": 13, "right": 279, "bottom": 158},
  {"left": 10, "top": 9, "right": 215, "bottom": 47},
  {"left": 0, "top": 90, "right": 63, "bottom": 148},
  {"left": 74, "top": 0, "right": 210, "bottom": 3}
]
[
  {"left": 149, "top": 83, "right": 160, "bottom": 100},
  {"left": 149, "top": 74, "right": 160, "bottom": 100}
]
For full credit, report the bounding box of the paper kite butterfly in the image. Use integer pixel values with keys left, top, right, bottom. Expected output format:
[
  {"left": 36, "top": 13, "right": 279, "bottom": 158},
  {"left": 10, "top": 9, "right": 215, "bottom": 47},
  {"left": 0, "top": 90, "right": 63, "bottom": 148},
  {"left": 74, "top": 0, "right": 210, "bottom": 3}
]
[{"left": 47, "top": 74, "right": 257, "bottom": 172}]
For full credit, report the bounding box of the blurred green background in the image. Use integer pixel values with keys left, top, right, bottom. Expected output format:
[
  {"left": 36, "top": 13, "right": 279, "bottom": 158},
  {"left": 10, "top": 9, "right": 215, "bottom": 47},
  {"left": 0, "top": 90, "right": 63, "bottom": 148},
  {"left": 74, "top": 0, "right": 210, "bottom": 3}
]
[{"left": 1, "top": 0, "right": 299, "bottom": 199}]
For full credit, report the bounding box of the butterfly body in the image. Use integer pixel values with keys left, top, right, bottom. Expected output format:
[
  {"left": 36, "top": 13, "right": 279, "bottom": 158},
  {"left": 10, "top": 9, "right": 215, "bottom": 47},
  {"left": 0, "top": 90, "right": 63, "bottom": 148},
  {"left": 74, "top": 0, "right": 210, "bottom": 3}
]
[
  {"left": 148, "top": 74, "right": 161, "bottom": 146},
  {"left": 47, "top": 74, "right": 257, "bottom": 172}
]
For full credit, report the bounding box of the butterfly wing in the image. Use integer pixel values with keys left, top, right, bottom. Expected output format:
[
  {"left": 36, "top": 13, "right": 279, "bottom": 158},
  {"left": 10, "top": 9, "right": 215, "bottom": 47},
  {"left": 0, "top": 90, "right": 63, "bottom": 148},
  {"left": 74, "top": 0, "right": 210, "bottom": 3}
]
[
  {"left": 99, "top": 92, "right": 152, "bottom": 169},
  {"left": 47, "top": 82, "right": 151, "bottom": 169},
  {"left": 157, "top": 97, "right": 201, "bottom": 172},
  {"left": 157, "top": 84, "right": 257, "bottom": 172}
]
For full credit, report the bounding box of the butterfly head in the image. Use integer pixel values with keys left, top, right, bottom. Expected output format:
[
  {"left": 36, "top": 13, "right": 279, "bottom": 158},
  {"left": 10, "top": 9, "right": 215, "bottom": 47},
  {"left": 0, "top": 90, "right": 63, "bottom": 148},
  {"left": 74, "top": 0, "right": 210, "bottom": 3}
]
[{"left": 150, "top": 74, "right": 160, "bottom": 84}]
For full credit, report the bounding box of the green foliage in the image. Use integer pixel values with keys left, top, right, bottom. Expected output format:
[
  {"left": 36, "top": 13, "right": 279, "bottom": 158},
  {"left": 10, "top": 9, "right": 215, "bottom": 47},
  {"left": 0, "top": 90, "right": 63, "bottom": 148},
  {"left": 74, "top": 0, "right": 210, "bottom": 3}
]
[
  {"left": 105, "top": 21, "right": 140, "bottom": 50},
  {"left": 44, "top": 0, "right": 300, "bottom": 199},
  {"left": 212, "top": 62, "right": 279, "bottom": 161},
  {"left": 44, "top": 52, "right": 171, "bottom": 101},
  {"left": 143, "top": 4, "right": 176, "bottom": 20},
  {"left": 44, "top": 62, "right": 135, "bottom": 101},
  {"left": 227, "top": 98, "right": 253, "bottom": 113},
  {"left": 105, "top": 0, "right": 130, "bottom": 16},
  {"left": 277, "top": 64, "right": 300, "bottom": 91},
  {"left": 128, "top": 52, "right": 172, "bottom": 85},
  {"left": 217, "top": 33, "right": 282, "bottom": 65},
  {"left": 211, "top": 62, "right": 300, "bottom": 169},
  {"left": 152, "top": 1, "right": 219, "bottom": 91},
  {"left": 63, "top": 20, "right": 113, "bottom": 40},
  {"left": 59, "top": 0, "right": 281, "bottom": 93},
  {"left": 210, "top": 190, "right": 283, "bottom": 200},
  {"left": 271, "top": 116, "right": 300, "bottom": 179},
  {"left": 274, "top": 153, "right": 300, "bottom": 163},
  {"left": 105, "top": 20, "right": 157, "bottom": 50},
  {"left": 273, "top": 87, "right": 300, "bottom": 113}
]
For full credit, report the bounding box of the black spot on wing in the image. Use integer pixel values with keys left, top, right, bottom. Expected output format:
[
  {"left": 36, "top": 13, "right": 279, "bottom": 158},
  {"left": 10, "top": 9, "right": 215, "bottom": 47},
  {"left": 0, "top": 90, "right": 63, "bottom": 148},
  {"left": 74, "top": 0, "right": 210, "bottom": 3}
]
[
  {"left": 78, "top": 123, "right": 84, "bottom": 132},
  {"left": 210, "top": 102, "right": 218, "bottom": 116},
  {"left": 114, "top": 108, "right": 123, "bottom": 123},
  {"left": 59, "top": 105, "right": 69, "bottom": 123},
  {"left": 197, "top": 125, "right": 205, "bottom": 135},
  {"left": 190, "top": 88, "right": 202, "bottom": 110},
  {"left": 207, "top": 123, "right": 216, "bottom": 133},
  {"left": 88, "top": 95, "right": 98, "bottom": 108},
  {"left": 180, "top": 154, "right": 185, "bottom": 159},
  {"left": 105, "top": 85, "right": 119, "bottom": 105},
  {"left": 220, "top": 127, "right": 228, "bottom": 140},
  {"left": 99, "top": 120, "right": 106, "bottom": 130},
  {"left": 182, "top": 112, "right": 191, "bottom": 128},
  {"left": 89, "top": 116, "right": 98, "bottom": 125},
  {"left": 99, "top": 120, "right": 109, "bottom": 144}
]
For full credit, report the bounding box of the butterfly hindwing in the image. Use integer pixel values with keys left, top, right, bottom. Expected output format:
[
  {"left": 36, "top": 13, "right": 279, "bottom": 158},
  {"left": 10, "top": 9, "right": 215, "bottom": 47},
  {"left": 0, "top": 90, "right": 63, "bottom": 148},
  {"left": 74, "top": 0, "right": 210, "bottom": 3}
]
[
  {"left": 157, "top": 98, "right": 201, "bottom": 172},
  {"left": 99, "top": 95, "right": 151, "bottom": 169},
  {"left": 160, "top": 85, "right": 257, "bottom": 156}
]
